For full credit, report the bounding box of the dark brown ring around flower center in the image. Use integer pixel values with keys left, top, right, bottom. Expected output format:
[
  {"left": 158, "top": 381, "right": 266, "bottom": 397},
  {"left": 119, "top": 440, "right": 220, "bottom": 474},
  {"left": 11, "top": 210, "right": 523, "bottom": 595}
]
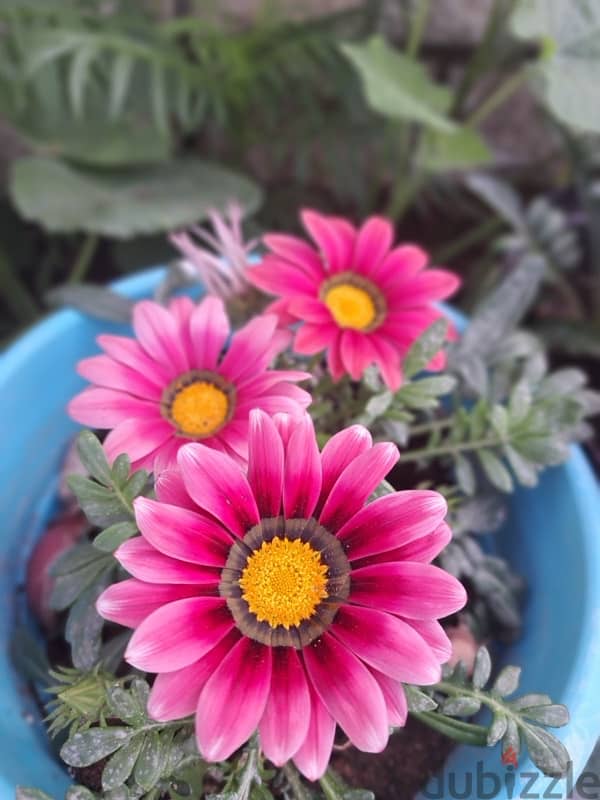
[
  {"left": 160, "top": 369, "right": 237, "bottom": 439},
  {"left": 319, "top": 270, "right": 387, "bottom": 333},
  {"left": 219, "top": 517, "right": 351, "bottom": 649}
]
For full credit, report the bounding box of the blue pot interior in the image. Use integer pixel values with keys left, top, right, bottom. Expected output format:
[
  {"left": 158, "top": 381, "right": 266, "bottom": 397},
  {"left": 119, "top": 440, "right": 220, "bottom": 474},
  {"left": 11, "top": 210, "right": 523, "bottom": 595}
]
[{"left": 1, "top": 268, "right": 599, "bottom": 799}]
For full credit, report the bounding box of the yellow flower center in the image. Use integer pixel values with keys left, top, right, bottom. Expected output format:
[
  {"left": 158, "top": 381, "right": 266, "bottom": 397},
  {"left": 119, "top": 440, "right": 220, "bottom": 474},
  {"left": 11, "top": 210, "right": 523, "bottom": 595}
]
[
  {"left": 239, "top": 537, "right": 328, "bottom": 629},
  {"left": 161, "top": 370, "right": 235, "bottom": 439},
  {"left": 320, "top": 272, "right": 386, "bottom": 332}
]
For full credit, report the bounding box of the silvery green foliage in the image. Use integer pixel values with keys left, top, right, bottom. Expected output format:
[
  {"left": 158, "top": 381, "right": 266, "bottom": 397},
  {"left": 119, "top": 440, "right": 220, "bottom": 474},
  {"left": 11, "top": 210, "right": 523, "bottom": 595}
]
[
  {"left": 46, "top": 286, "right": 134, "bottom": 324},
  {"left": 413, "top": 647, "right": 570, "bottom": 778}
]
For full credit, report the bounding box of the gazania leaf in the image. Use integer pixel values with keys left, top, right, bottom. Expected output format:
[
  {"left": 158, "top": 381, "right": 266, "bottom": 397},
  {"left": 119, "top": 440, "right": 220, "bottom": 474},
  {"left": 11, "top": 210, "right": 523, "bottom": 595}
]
[{"left": 61, "top": 727, "right": 134, "bottom": 767}]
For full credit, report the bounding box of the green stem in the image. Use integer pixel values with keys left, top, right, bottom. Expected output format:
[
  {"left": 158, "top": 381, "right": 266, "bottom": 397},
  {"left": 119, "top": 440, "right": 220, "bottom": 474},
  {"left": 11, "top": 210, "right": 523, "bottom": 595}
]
[
  {"left": 386, "top": 169, "right": 422, "bottom": 221},
  {"left": 406, "top": 0, "right": 431, "bottom": 59},
  {"left": 283, "top": 762, "right": 312, "bottom": 800},
  {"left": 412, "top": 711, "right": 489, "bottom": 746},
  {"left": 319, "top": 768, "right": 349, "bottom": 800},
  {"left": 400, "top": 436, "right": 503, "bottom": 464},
  {"left": 68, "top": 234, "right": 99, "bottom": 284},
  {"left": 464, "top": 69, "right": 527, "bottom": 128},
  {"left": 407, "top": 417, "right": 455, "bottom": 438},
  {"left": 0, "top": 244, "right": 39, "bottom": 322},
  {"left": 452, "top": 0, "right": 517, "bottom": 117},
  {"left": 433, "top": 218, "right": 505, "bottom": 264}
]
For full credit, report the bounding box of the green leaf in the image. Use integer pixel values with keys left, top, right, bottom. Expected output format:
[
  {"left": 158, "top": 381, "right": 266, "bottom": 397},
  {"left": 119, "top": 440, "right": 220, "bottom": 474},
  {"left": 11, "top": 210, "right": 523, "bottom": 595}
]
[
  {"left": 502, "top": 717, "right": 521, "bottom": 762},
  {"left": 493, "top": 665, "right": 522, "bottom": 697},
  {"left": 504, "top": 445, "right": 538, "bottom": 487},
  {"left": 66, "top": 787, "right": 96, "bottom": 800},
  {"left": 65, "top": 573, "right": 111, "bottom": 669},
  {"left": 109, "top": 53, "right": 135, "bottom": 120},
  {"left": 68, "top": 475, "right": 132, "bottom": 527},
  {"left": 94, "top": 521, "right": 139, "bottom": 552},
  {"left": 340, "top": 37, "right": 457, "bottom": 133},
  {"left": 61, "top": 727, "right": 135, "bottom": 767},
  {"left": 441, "top": 696, "right": 482, "bottom": 717},
  {"left": 106, "top": 685, "right": 146, "bottom": 726},
  {"left": 112, "top": 454, "right": 131, "bottom": 486},
  {"left": 134, "top": 729, "right": 165, "bottom": 790},
  {"left": 487, "top": 713, "right": 508, "bottom": 746},
  {"left": 69, "top": 45, "right": 98, "bottom": 117},
  {"left": 15, "top": 789, "right": 55, "bottom": 800},
  {"left": 521, "top": 724, "right": 570, "bottom": 777},
  {"left": 76, "top": 430, "right": 112, "bottom": 485},
  {"left": 10, "top": 156, "right": 262, "bottom": 238},
  {"left": 454, "top": 454, "right": 476, "bottom": 496},
  {"left": 520, "top": 704, "right": 569, "bottom": 727},
  {"left": 472, "top": 647, "right": 492, "bottom": 690},
  {"left": 50, "top": 545, "right": 113, "bottom": 611},
  {"left": 404, "top": 684, "right": 437, "bottom": 712},
  {"left": 477, "top": 449, "right": 514, "bottom": 493},
  {"left": 465, "top": 173, "right": 524, "bottom": 229},
  {"left": 419, "top": 127, "right": 491, "bottom": 172},
  {"left": 46, "top": 285, "right": 133, "bottom": 324},
  {"left": 511, "top": 0, "right": 600, "bottom": 133},
  {"left": 403, "top": 319, "right": 449, "bottom": 378},
  {"left": 102, "top": 733, "right": 145, "bottom": 792}
]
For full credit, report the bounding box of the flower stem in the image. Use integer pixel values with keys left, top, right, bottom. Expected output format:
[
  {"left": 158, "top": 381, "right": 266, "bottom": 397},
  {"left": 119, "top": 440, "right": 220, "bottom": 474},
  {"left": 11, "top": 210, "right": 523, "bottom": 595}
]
[
  {"left": 464, "top": 68, "right": 527, "bottom": 129},
  {"left": 407, "top": 417, "right": 455, "bottom": 438},
  {"left": 411, "top": 710, "right": 489, "bottom": 746},
  {"left": 68, "top": 233, "right": 99, "bottom": 284},
  {"left": 406, "top": 0, "right": 432, "bottom": 59},
  {"left": 399, "top": 436, "right": 503, "bottom": 464}
]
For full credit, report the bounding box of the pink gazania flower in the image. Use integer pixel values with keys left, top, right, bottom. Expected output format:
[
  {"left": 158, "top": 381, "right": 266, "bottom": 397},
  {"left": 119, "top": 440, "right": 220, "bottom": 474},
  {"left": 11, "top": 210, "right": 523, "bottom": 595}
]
[
  {"left": 97, "top": 410, "right": 467, "bottom": 780},
  {"left": 68, "top": 297, "right": 310, "bottom": 472},
  {"left": 247, "top": 209, "right": 460, "bottom": 391}
]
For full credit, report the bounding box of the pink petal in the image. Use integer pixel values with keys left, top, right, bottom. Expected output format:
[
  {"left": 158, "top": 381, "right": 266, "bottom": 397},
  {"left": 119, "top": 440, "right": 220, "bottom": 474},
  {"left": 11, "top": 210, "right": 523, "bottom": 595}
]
[
  {"left": 353, "top": 216, "right": 393, "bottom": 277},
  {"left": 287, "top": 297, "right": 332, "bottom": 324},
  {"left": 292, "top": 685, "right": 336, "bottom": 781},
  {"left": 377, "top": 244, "right": 429, "bottom": 286},
  {"left": 189, "top": 295, "right": 230, "bottom": 371},
  {"left": 367, "top": 333, "right": 403, "bottom": 392},
  {"left": 263, "top": 233, "right": 324, "bottom": 280},
  {"left": 178, "top": 444, "right": 259, "bottom": 537},
  {"left": 219, "top": 314, "right": 283, "bottom": 384},
  {"left": 115, "top": 537, "right": 221, "bottom": 585},
  {"left": 134, "top": 497, "right": 232, "bottom": 567},
  {"left": 97, "top": 334, "right": 171, "bottom": 385},
  {"left": 403, "top": 619, "right": 452, "bottom": 663},
  {"left": 301, "top": 209, "right": 355, "bottom": 273},
  {"left": 354, "top": 521, "right": 452, "bottom": 568},
  {"left": 283, "top": 414, "right": 322, "bottom": 518},
  {"left": 247, "top": 410, "right": 284, "bottom": 517},
  {"left": 350, "top": 562, "right": 467, "bottom": 619},
  {"left": 132, "top": 300, "right": 189, "bottom": 373},
  {"left": 77, "top": 355, "right": 162, "bottom": 400},
  {"left": 273, "top": 412, "right": 295, "bottom": 447},
  {"left": 326, "top": 333, "right": 345, "bottom": 381},
  {"left": 103, "top": 418, "right": 173, "bottom": 465},
  {"left": 303, "top": 633, "right": 388, "bottom": 752},
  {"left": 318, "top": 425, "right": 372, "bottom": 513},
  {"left": 294, "top": 322, "right": 336, "bottom": 355},
  {"left": 68, "top": 387, "right": 157, "bottom": 428},
  {"left": 247, "top": 257, "right": 316, "bottom": 297},
  {"left": 147, "top": 629, "right": 240, "bottom": 721},
  {"left": 96, "top": 579, "right": 201, "bottom": 628},
  {"left": 264, "top": 297, "right": 299, "bottom": 326},
  {"left": 259, "top": 648, "right": 311, "bottom": 766},
  {"left": 331, "top": 606, "right": 441, "bottom": 684},
  {"left": 390, "top": 269, "right": 461, "bottom": 306},
  {"left": 125, "top": 596, "right": 233, "bottom": 672},
  {"left": 318, "top": 443, "right": 399, "bottom": 533},
  {"left": 339, "top": 329, "right": 374, "bottom": 381},
  {"left": 370, "top": 669, "right": 408, "bottom": 727},
  {"left": 155, "top": 469, "right": 199, "bottom": 510},
  {"left": 240, "top": 370, "right": 312, "bottom": 396},
  {"left": 336, "top": 490, "right": 447, "bottom": 561},
  {"left": 196, "top": 638, "right": 272, "bottom": 761}
]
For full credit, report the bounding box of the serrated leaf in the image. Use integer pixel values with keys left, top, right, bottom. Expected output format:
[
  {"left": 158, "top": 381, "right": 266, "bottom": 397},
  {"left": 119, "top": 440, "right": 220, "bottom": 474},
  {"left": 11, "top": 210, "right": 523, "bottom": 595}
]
[
  {"left": 76, "top": 430, "right": 112, "bottom": 484},
  {"left": 520, "top": 704, "right": 569, "bottom": 727},
  {"left": 340, "top": 37, "right": 456, "bottom": 133},
  {"left": 61, "top": 727, "right": 134, "bottom": 767},
  {"left": 477, "top": 449, "right": 514, "bottom": 493},
  {"left": 134, "top": 729, "right": 164, "bottom": 790},
  {"left": 403, "top": 319, "right": 449, "bottom": 378},
  {"left": 487, "top": 713, "right": 508, "bottom": 746},
  {"left": 10, "top": 156, "right": 262, "bottom": 238},
  {"left": 472, "top": 647, "right": 492, "bottom": 690},
  {"left": 493, "top": 665, "right": 521, "bottom": 697},
  {"left": 47, "top": 285, "right": 133, "bottom": 324},
  {"left": 102, "top": 733, "right": 145, "bottom": 792},
  {"left": 94, "top": 521, "right": 139, "bottom": 552},
  {"left": 522, "top": 724, "right": 570, "bottom": 777},
  {"left": 404, "top": 684, "right": 437, "bottom": 712},
  {"left": 441, "top": 696, "right": 482, "bottom": 717}
]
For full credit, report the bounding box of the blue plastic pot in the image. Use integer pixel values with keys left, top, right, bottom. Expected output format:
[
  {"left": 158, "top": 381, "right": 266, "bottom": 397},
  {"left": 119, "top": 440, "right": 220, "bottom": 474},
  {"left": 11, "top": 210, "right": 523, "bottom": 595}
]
[{"left": 1, "top": 268, "right": 600, "bottom": 799}]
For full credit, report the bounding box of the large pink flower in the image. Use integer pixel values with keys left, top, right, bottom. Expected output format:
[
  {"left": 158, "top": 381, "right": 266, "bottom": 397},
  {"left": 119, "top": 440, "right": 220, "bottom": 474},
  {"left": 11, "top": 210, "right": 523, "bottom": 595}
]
[
  {"left": 68, "top": 296, "right": 310, "bottom": 472},
  {"left": 97, "top": 410, "right": 466, "bottom": 780},
  {"left": 248, "top": 209, "right": 460, "bottom": 391}
]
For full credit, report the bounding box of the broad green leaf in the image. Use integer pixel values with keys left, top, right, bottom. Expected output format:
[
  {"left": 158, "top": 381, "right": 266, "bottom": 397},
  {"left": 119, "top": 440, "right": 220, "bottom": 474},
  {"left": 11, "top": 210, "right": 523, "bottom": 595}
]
[
  {"left": 94, "top": 521, "right": 139, "bottom": 552},
  {"left": 66, "top": 787, "right": 96, "bottom": 800},
  {"left": 102, "top": 733, "right": 144, "bottom": 791},
  {"left": 67, "top": 475, "right": 132, "bottom": 527},
  {"left": 76, "top": 430, "right": 112, "bottom": 485},
  {"left": 522, "top": 724, "right": 570, "bottom": 776},
  {"left": 472, "top": 646, "right": 492, "bottom": 690},
  {"left": 65, "top": 573, "right": 111, "bottom": 669},
  {"left": 134, "top": 729, "right": 165, "bottom": 790},
  {"left": 61, "top": 727, "right": 135, "bottom": 767},
  {"left": 10, "top": 156, "right": 262, "bottom": 238},
  {"left": 487, "top": 713, "right": 508, "bottom": 746},
  {"left": 477, "top": 449, "right": 514, "bottom": 493},
  {"left": 520, "top": 704, "right": 569, "bottom": 727},
  {"left": 441, "top": 696, "right": 482, "bottom": 717},
  {"left": 511, "top": 0, "right": 600, "bottom": 133},
  {"left": 419, "top": 127, "right": 491, "bottom": 172},
  {"left": 340, "top": 37, "right": 457, "bottom": 133},
  {"left": 69, "top": 45, "right": 98, "bottom": 117},
  {"left": 46, "top": 285, "right": 133, "bottom": 324},
  {"left": 109, "top": 53, "right": 135, "bottom": 120},
  {"left": 493, "top": 665, "right": 522, "bottom": 697}
]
